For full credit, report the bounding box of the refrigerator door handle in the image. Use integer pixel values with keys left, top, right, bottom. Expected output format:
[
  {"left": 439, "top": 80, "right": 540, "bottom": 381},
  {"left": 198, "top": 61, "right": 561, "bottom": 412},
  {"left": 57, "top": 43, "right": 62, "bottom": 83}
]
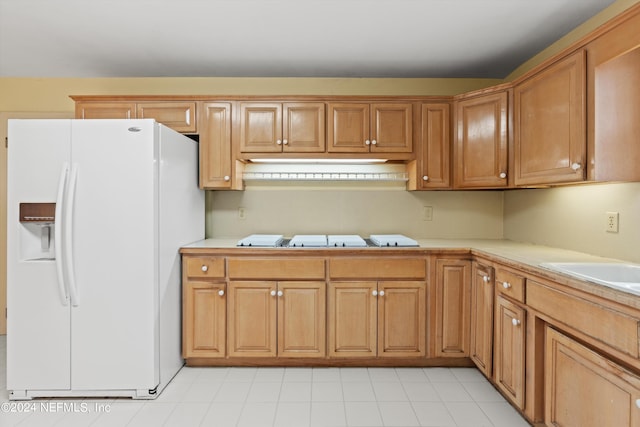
[
  {"left": 54, "top": 163, "right": 70, "bottom": 306},
  {"left": 65, "top": 163, "right": 80, "bottom": 306}
]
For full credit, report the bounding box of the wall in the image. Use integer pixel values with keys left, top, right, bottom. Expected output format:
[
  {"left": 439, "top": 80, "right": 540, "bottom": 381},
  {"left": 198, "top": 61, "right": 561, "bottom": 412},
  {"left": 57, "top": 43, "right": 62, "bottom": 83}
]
[
  {"left": 0, "top": 77, "right": 501, "bottom": 112},
  {"left": 504, "top": 183, "right": 640, "bottom": 263},
  {"left": 207, "top": 187, "right": 504, "bottom": 239}
]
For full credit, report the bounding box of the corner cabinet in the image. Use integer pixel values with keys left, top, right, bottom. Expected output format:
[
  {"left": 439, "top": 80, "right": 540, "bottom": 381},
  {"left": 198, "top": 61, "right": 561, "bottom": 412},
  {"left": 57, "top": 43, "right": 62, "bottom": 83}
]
[
  {"left": 432, "top": 257, "right": 471, "bottom": 358},
  {"left": 453, "top": 90, "right": 509, "bottom": 188},
  {"left": 514, "top": 50, "right": 586, "bottom": 186},
  {"left": 470, "top": 262, "right": 494, "bottom": 377}
]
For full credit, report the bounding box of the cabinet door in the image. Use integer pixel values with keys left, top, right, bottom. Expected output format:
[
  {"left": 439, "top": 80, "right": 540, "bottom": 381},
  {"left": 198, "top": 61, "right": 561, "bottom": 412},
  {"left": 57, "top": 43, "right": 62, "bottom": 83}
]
[
  {"left": 545, "top": 327, "right": 640, "bottom": 427},
  {"left": 378, "top": 281, "right": 425, "bottom": 357},
  {"left": 454, "top": 92, "right": 508, "bottom": 188},
  {"left": 199, "top": 102, "right": 232, "bottom": 189},
  {"left": 494, "top": 295, "right": 525, "bottom": 409},
  {"left": 283, "top": 103, "right": 325, "bottom": 153},
  {"left": 228, "top": 281, "right": 277, "bottom": 357},
  {"left": 418, "top": 103, "right": 451, "bottom": 189},
  {"left": 137, "top": 102, "right": 197, "bottom": 133},
  {"left": 328, "top": 281, "right": 377, "bottom": 357},
  {"left": 434, "top": 259, "right": 471, "bottom": 357},
  {"left": 327, "top": 103, "right": 370, "bottom": 153},
  {"left": 514, "top": 50, "right": 586, "bottom": 185},
  {"left": 278, "top": 281, "right": 326, "bottom": 357},
  {"left": 183, "top": 281, "right": 226, "bottom": 358},
  {"left": 470, "top": 263, "right": 494, "bottom": 377},
  {"left": 75, "top": 102, "right": 136, "bottom": 119},
  {"left": 239, "top": 102, "right": 282, "bottom": 153},
  {"left": 370, "top": 103, "right": 413, "bottom": 153}
]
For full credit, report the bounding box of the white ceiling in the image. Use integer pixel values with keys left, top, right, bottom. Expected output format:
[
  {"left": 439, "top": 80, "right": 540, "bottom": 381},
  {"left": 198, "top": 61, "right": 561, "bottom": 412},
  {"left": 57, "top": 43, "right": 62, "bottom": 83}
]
[{"left": 0, "top": 0, "right": 615, "bottom": 78}]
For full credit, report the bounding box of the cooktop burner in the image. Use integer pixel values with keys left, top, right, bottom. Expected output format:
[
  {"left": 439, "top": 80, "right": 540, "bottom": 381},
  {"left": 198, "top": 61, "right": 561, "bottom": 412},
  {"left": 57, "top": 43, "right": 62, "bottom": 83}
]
[{"left": 236, "top": 234, "right": 419, "bottom": 248}]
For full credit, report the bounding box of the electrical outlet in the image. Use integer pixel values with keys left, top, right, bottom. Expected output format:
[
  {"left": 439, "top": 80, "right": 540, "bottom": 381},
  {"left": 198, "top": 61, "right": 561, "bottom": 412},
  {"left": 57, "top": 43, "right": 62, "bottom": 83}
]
[
  {"left": 422, "top": 206, "right": 433, "bottom": 221},
  {"left": 605, "top": 212, "right": 619, "bottom": 233},
  {"left": 238, "top": 207, "right": 246, "bottom": 220}
]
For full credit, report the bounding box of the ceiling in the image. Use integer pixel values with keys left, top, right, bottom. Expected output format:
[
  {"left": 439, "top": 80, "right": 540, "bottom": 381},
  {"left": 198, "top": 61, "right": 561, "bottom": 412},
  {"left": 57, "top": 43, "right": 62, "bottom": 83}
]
[{"left": 0, "top": 0, "right": 616, "bottom": 79}]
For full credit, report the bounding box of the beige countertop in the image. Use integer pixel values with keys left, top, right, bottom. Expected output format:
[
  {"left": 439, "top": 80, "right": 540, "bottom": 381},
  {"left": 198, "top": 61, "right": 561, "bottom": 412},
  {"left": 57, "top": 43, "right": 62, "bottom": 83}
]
[{"left": 181, "top": 238, "right": 639, "bottom": 307}]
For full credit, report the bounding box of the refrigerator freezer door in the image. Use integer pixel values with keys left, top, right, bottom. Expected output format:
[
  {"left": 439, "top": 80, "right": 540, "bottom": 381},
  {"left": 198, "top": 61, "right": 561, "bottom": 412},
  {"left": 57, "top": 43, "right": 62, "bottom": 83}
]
[
  {"left": 7, "top": 120, "right": 72, "bottom": 392},
  {"left": 69, "top": 120, "right": 158, "bottom": 390}
]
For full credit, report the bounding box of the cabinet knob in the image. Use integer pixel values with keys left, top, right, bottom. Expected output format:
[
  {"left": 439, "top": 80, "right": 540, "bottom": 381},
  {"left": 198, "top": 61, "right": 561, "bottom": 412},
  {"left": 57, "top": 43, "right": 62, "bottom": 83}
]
[
  {"left": 371, "top": 140, "right": 377, "bottom": 145},
  {"left": 223, "top": 175, "right": 230, "bottom": 182},
  {"left": 218, "top": 290, "right": 225, "bottom": 296},
  {"left": 502, "top": 282, "right": 512, "bottom": 289},
  {"left": 365, "top": 140, "right": 371, "bottom": 146},
  {"left": 270, "top": 290, "right": 276, "bottom": 296},
  {"left": 277, "top": 290, "right": 283, "bottom": 297},
  {"left": 422, "top": 176, "right": 429, "bottom": 181},
  {"left": 482, "top": 275, "right": 490, "bottom": 283},
  {"left": 512, "top": 318, "right": 521, "bottom": 326},
  {"left": 282, "top": 139, "right": 288, "bottom": 145},
  {"left": 571, "top": 162, "right": 582, "bottom": 171},
  {"left": 372, "top": 290, "right": 378, "bottom": 296},
  {"left": 635, "top": 399, "right": 640, "bottom": 409},
  {"left": 276, "top": 139, "right": 282, "bottom": 145},
  {"left": 379, "top": 290, "right": 385, "bottom": 296},
  {"left": 201, "top": 265, "right": 208, "bottom": 272},
  {"left": 499, "top": 172, "right": 507, "bottom": 179}
]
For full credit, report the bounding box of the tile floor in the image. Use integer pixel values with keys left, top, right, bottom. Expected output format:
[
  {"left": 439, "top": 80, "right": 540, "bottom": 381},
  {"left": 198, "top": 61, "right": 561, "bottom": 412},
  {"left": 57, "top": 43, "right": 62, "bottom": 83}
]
[{"left": 0, "top": 337, "right": 530, "bottom": 426}]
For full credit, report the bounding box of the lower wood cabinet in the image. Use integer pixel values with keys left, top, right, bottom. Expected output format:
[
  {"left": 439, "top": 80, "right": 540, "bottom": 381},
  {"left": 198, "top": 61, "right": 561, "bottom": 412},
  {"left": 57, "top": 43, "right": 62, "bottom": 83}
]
[
  {"left": 545, "top": 327, "right": 640, "bottom": 427},
  {"left": 329, "top": 281, "right": 426, "bottom": 358},
  {"left": 494, "top": 294, "right": 526, "bottom": 410},
  {"left": 433, "top": 258, "right": 471, "bottom": 357},
  {"left": 228, "top": 281, "right": 326, "bottom": 358},
  {"left": 183, "top": 281, "right": 226, "bottom": 359},
  {"left": 470, "top": 262, "right": 494, "bottom": 377}
]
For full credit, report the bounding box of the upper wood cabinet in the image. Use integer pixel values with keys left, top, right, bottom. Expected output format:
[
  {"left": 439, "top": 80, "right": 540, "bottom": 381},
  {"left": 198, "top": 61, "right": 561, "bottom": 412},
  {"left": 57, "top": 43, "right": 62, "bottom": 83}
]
[
  {"left": 75, "top": 102, "right": 136, "bottom": 120},
  {"left": 514, "top": 50, "right": 586, "bottom": 186},
  {"left": 453, "top": 91, "right": 508, "bottom": 188},
  {"left": 414, "top": 103, "right": 451, "bottom": 189},
  {"left": 328, "top": 102, "right": 412, "bottom": 153},
  {"left": 587, "top": 10, "right": 640, "bottom": 182},
  {"left": 199, "top": 102, "right": 232, "bottom": 189},
  {"left": 238, "top": 102, "right": 325, "bottom": 153},
  {"left": 75, "top": 100, "right": 197, "bottom": 133}
]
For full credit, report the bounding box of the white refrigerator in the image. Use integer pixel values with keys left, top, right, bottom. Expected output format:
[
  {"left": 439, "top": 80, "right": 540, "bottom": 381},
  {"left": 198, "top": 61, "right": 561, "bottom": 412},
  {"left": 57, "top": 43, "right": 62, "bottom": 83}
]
[{"left": 6, "top": 119, "right": 204, "bottom": 399}]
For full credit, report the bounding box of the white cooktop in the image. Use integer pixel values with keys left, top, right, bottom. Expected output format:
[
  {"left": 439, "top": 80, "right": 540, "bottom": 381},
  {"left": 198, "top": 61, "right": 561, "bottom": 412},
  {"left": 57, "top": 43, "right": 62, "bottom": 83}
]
[
  {"left": 288, "top": 235, "right": 328, "bottom": 247},
  {"left": 237, "top": 234, "right": 284, "bottom": 247},
  {"left": 370, "top": 234, "right": 419, "bottom": 247},
  {"left": 327, "top": 235, "right": 367, "bottom": 247}
]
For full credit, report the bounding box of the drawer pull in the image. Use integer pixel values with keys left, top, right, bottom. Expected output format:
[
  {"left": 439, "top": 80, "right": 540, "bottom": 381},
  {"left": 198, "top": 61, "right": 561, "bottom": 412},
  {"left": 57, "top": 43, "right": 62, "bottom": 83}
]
[
  {"left": 502, "top": 282, "right": 512, "bottom": 289},
  {"left": 512, "top": 318, "right": 521, "bottom": 326},
  {"left": 218, "top": 290, "right": 225, "bottom": 296},
  {"left": 201, "top": 265, "right": 208, "bottom": 272}
]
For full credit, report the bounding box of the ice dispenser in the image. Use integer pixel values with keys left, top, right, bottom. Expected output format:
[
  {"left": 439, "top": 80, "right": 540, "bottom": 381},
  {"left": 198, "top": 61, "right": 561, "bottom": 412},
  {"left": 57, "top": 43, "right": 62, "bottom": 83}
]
[{"left": 19, "top": 203, "right": 56, "bottom": 260}]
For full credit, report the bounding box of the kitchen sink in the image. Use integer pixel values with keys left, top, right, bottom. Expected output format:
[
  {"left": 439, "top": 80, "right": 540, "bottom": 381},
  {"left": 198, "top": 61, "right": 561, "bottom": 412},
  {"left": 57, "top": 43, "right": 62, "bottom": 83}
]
[{"left": 540, "top": 262, "right": 640, "bottom": 295}]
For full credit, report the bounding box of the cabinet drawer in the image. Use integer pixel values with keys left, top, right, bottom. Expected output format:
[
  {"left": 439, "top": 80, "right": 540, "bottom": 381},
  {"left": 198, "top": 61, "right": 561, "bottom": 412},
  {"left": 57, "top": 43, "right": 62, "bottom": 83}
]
[
  {"left": 185, "top": 257, "right": 225, "bottom": 279},
  {"left": 228, "top": 258, "right": 325, "bottom": 280},
  {"left": 528, "top": 280, "right": 640, "bottom": 358},
  {"left": 495, "top": 268, "right": 526, "bottom": 303},
  {"left": 329, "top": 257, "right": 427, "bottom": 279}
]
